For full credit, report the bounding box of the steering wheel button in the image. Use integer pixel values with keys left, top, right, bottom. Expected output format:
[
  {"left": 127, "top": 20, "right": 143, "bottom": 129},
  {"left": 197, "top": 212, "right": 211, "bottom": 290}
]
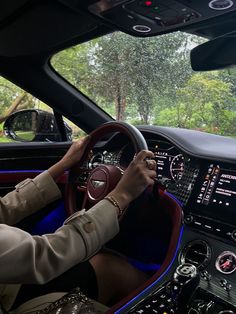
[{"left": 83, "top": 222, "right": 95, "bottom": 233}]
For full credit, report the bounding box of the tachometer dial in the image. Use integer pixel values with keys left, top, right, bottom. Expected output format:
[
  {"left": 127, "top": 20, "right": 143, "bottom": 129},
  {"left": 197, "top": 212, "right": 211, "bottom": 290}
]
[
  {"left": 215, "top": 251, "right": 236, "bottom": 274},
  {"left": 170, "top": 154, "right": 184, "bottom": 181}
]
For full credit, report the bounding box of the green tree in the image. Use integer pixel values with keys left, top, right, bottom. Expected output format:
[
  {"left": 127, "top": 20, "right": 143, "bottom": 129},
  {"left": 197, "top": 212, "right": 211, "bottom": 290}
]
[
  {"left": 86, "top": 32, "right": 203, "bottom": 123},
  {"left": 52, "top": 31, "right": 204, "bottom": 124},
  {"left": 0, "top": 77, "right": 41, "bottom": 123},
  {"left": 154, "top": 73, "right": 236, "bottom": 135}
]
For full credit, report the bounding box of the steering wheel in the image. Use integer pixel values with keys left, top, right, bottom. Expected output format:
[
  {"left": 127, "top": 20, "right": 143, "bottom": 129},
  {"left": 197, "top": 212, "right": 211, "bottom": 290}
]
[{"left": 66, "top": 121, "right": 148, "bottom": 215}]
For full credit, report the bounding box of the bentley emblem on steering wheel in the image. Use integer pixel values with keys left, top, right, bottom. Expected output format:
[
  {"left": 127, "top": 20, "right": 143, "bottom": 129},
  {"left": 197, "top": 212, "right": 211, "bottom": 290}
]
[{"left": 91, "top": 180, "right": 105, "bottom": 188}]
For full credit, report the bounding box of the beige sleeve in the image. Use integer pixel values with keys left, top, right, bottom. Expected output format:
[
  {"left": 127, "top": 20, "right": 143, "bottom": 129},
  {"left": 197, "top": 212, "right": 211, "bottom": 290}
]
[
  {"left": 0, "top": 171, "right": 61, "bottom": 226},
  {"left": 0, "top": 199, "right": 119, "bottom": 284}
]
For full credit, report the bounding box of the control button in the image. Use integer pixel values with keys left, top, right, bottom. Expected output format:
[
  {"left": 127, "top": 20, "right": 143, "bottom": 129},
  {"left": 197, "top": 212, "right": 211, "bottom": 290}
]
[
  {"left": 200, "top": 270, "right": 211, "bottom": 281},
  {"left": 204, "top": 224, "right": 213, "bottom": 230},
  {"left": 158, "top": 303, "right": 166, "bottom": 310},
  {"left": 165, "top": 282, "right": 172, "bottom": 294},
  {"left": 220, "top": 279, "right": 232, "bottom": 291},
  {"left": 186, "top": 7, "right": 199, "bottom": 21},
  {"left": 184, "top": 215, "right": 193, "bottom": 224},
  {"left": 172, "top": 283, "right": 181, "bottom": 293},
  {"left": 140, "top": 0, "right": 157, "bottom": 7},
  {"left": 132, "top": 24, "right": 151, "bottom": 32},
  {"left": 231, "top": 229, "right": 236, "bottom": 241},
  {"left": 209, "top": 0, "right": 234, "bottom": 10}
]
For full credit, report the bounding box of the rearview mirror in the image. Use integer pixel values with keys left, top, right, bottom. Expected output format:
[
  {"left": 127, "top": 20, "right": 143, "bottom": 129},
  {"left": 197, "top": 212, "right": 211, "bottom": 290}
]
[
  {"left": 3, "top": 109, "right": 72, "bottom": 142},
  {"left": 191, "top": 31, "right": 236, "bottom": 71}
]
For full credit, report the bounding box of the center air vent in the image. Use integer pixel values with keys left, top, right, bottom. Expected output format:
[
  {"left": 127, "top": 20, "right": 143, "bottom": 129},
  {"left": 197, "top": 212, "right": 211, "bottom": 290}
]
[{"left": 180, "top": 240, "right": 211, "bottom": 269}]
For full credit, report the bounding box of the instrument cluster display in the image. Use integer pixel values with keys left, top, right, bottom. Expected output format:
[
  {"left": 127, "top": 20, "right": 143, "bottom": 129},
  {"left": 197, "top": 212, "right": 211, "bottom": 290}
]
[
  {"left": 117, "top": 140, "right": 185, "bottom": 183},
  {"left": 90, "top": 139, "right": 185, "bottom": 185},
  {"left": 147, "top": 140, "right": 185, "bottom": 183}
]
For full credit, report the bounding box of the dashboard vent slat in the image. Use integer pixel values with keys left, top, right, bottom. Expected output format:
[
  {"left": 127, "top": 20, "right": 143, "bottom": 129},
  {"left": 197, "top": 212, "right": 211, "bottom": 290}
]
[{"left": 180, "top": 240, "right": 211, "bottom": 269}]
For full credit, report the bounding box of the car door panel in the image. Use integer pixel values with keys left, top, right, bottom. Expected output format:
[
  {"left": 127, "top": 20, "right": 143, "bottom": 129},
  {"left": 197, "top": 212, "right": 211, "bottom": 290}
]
[{"left": 0, "top": 142, "right": 71, "bottom": 234}]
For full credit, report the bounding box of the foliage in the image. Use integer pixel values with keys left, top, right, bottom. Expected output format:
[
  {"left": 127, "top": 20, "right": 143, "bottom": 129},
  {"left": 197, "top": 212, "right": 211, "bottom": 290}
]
[
  {"left": 154, "top": 72, "right": 236, "bottom": 135},
  {"left": 1, "top": 31, "right": 236, "bottom": 139},
  {"left": 52, "top": 32, "right": 204, "bottom": 123}
]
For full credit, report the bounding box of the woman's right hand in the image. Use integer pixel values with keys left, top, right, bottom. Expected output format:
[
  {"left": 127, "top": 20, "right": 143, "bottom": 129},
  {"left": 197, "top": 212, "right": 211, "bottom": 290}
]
[{"left": 107, "top": 150, "right": 157, "bottom": 211}]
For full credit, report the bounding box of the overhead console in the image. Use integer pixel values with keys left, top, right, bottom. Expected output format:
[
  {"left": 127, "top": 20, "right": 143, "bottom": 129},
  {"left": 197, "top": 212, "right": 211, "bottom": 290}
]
[{"left": 83, "top": 0, "right": 236, "bottom": 36}]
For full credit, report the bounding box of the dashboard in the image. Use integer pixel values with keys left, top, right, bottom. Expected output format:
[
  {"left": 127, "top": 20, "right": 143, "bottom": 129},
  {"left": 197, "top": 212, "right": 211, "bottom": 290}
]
[
  {"left": 80, "top": 125, "right": 236, "bottom": 226},
  {"left": 78, "top": 125, "right": 236, "bottom": 313}
]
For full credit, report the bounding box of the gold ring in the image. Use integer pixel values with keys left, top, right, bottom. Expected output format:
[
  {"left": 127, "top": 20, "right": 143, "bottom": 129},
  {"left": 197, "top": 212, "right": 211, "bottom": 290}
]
[{"left": 145, "top": 159, "right": 154, "bottom": 170}]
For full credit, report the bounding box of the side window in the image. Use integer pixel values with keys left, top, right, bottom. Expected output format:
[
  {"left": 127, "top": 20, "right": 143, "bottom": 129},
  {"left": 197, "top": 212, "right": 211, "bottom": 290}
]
[{"left": 0, "top": 76, "right": 82, "bottom": 142}]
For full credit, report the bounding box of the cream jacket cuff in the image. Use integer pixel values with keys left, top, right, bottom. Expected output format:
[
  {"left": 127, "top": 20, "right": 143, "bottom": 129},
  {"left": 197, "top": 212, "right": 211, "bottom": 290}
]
[{"left": 64, "top": 199, "right": 119, "bottom": 260}]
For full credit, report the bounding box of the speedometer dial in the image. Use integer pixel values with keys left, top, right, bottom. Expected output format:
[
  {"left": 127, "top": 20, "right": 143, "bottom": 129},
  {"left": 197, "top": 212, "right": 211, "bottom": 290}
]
[{"left": 170, "top": 154, "right": 184, "bottom": 181}]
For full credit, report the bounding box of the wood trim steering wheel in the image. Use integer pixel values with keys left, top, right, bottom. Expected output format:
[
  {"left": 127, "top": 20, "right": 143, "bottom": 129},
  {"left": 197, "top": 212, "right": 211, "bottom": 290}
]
[{"left": 65, "top": 121, "right": 148, "bottom": 215}]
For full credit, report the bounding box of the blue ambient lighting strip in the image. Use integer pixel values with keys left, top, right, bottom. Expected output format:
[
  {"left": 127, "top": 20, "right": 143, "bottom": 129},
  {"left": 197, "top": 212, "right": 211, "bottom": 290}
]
[
  {"left": 0, "top": 170, "right": 44, "bottom": 173},
  {"left": 115, "top": 226, "right": 184, "bottom": 313}
]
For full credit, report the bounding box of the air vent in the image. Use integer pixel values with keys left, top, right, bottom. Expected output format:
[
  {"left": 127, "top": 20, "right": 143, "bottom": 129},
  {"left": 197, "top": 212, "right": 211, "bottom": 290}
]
[{"left": 180, "top": 240, "right": 211, "bottom": 269}]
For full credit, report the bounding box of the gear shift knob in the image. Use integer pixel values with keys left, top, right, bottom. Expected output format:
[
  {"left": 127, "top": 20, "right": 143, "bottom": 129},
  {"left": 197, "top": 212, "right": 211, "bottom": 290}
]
[
  {"left": 174, "top": 263, "right": 198, "bottom": 283},
  {"left": 170, "top": 263, "right": 200, "bottom": 313}
]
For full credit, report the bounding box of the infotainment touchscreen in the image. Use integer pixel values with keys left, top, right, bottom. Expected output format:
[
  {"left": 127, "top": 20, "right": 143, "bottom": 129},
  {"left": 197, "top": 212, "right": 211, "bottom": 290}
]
[{"left": 196, "top": 164, "right": 236, "bottom": 208}]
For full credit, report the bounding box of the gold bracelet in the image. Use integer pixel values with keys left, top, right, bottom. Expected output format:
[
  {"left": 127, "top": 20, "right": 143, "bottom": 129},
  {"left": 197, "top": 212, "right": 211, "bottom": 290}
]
[{"left": 104, "top": 195, "right": 124, "bottom": 217}]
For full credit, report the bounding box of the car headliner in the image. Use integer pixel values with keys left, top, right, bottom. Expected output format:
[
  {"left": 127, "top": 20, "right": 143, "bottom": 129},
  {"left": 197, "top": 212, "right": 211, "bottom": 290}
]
[{"left": 0, "top": 0, "right": 235, "bottom": 132}]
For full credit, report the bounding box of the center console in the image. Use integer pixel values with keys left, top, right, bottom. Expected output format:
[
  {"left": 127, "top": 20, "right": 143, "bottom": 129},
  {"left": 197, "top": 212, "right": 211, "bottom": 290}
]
[
  {"left": 128, "top": 263, "right": 236, "bottom": 314},
  {"left": 112, "top": 220, "right": 236, "bottom": 314}
]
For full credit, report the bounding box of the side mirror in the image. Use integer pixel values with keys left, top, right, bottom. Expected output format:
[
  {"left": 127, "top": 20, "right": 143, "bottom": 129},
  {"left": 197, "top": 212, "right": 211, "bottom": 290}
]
[{"left": 3, "top": 109, "right": 72, "bottom": 142}]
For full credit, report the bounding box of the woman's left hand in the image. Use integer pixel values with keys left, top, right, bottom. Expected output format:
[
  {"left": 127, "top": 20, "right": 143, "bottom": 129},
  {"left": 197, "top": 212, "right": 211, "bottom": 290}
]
[{"left": 48, "top": 135, "right": 91, "bottom": 179}]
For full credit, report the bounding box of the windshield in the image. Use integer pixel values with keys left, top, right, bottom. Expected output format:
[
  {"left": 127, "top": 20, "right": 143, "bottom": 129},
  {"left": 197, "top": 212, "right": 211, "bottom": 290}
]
[{"left": 51, "top": 31, "right": 236, "bottom": 137}]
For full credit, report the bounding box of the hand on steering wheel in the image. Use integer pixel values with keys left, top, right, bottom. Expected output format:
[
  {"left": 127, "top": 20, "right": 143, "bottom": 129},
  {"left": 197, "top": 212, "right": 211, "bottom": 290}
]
[
  {"left": 108, "top": 150, "right": 157, "bottom": 211},
  {"left": 65, "top": 121, "right": 156, "bottom": 215}
]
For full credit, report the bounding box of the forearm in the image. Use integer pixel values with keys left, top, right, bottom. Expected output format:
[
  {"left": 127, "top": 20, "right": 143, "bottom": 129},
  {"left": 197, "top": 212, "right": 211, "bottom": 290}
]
[
  {"left": 0, "top": 200, "right": 119, "bottom": 284},
  {"left": 48, "top": 136, "right": 90, "bottom": 180},
  {"left": 0, "top": 171, "right": 61, "bottom": 225},
  {"left": 0, "top": 224, "right": 89, "bottom": 284},
  {"left": 48, "top": 160, "right": 70, "bottom": 180}
]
